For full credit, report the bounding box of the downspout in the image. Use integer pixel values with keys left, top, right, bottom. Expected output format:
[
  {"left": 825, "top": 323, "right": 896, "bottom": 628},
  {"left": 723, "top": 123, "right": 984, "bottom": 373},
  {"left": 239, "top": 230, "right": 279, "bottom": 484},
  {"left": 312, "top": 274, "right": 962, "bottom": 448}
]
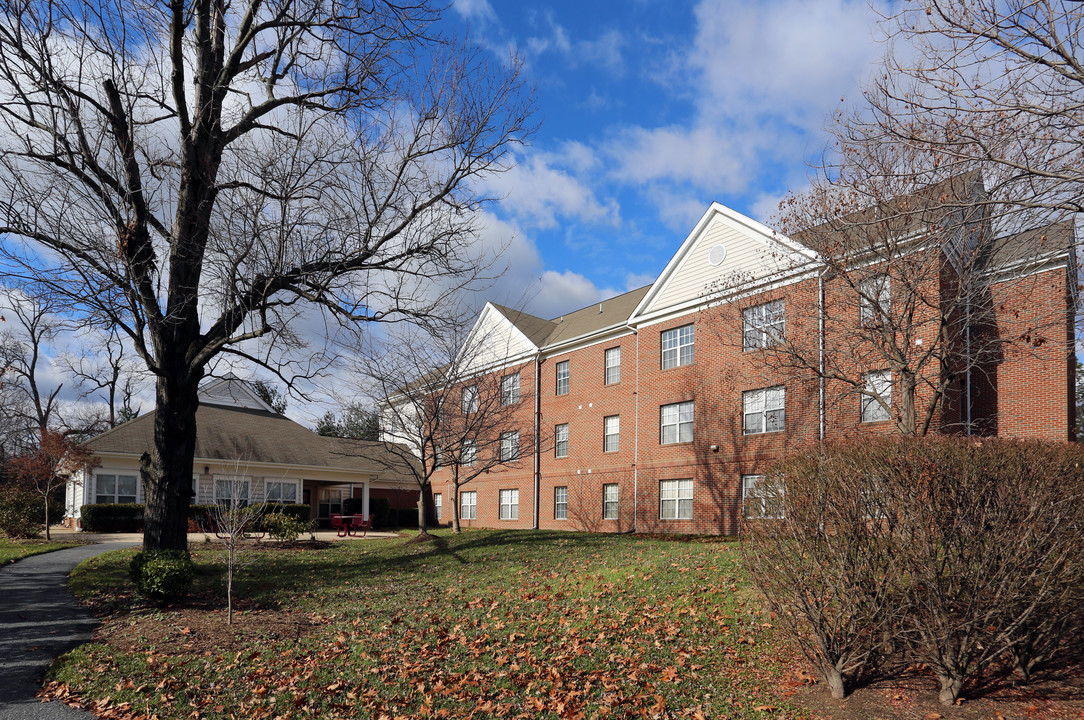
[
  {"left": 533, "top": 353, "right": 541, "bottom": 529},
  {"left": 633, "top": 328, "right": 639, "bottom": 533},
  {"left": 819, "top": 271, "right": 826, "bottom": 442}
]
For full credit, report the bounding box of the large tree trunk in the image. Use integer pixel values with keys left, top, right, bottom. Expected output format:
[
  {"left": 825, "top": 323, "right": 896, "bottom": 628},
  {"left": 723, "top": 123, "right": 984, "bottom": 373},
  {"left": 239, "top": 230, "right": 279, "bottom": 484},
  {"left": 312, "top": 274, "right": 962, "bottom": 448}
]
[
  {"left": 417, "top": 481, "right": 429, "bottom": 534},
  {"left": 141, "top": 372, "right": 202, "bottom": 551},
  {"left": 451, "top": 483, "right": 461, "bottom": 534}
]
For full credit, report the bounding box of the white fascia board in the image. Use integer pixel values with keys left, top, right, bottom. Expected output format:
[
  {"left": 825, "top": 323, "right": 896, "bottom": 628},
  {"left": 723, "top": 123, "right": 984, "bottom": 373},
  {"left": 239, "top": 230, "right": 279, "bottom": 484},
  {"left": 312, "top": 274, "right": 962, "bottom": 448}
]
[
  {"left": 540, "top": 325, "right": 637, "bottom": 357},
  {"left": 454, "top": 302, "right": 540, "bottom": 368},
  {"left": 985, "top": 253, "right": 1070, "bottom": 285},
  {"left": 631, "top": 261, "right": 824, "bottom": 330},
  {"left": 91, "top": 451, "right": 380, "bottom": 478},
  {"left": 631, "top": 202, "right": 819, "bottom": 322}
]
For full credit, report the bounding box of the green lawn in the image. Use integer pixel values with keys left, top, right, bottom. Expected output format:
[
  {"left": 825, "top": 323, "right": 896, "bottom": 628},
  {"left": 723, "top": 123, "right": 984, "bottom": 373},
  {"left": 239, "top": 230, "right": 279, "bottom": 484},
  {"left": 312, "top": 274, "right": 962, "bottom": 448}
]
[
  {"left": 0, "top": 537, "right": 79, "bottom": 566},
  {"left": 53, "top": 530, "right": 797, "bottom": 719}
]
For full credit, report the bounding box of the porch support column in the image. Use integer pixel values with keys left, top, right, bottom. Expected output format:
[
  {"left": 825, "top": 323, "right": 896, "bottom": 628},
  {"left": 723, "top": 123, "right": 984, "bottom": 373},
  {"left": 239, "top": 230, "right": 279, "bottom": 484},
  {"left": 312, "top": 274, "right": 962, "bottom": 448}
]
[{"left": 363, "top": 482, "right": 370, "bottom": 521}]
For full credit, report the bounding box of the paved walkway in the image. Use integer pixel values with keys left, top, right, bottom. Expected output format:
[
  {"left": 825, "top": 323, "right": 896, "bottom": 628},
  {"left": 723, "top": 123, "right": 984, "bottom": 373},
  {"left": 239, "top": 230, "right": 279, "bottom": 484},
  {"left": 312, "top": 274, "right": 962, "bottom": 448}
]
[
  {"left": 0, "top": 541, "right": 137, "bottom": 720},
  {"left": 0, "top": 527, "right": 400, "bottom": 718}
]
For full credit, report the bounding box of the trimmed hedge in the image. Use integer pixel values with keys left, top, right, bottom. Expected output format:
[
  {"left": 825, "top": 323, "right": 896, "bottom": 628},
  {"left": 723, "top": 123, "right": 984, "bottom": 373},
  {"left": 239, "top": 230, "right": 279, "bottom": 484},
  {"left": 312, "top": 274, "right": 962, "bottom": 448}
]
[
  {"left": 129, "top": 550, "right": 195, "bottom": 603},
  {"left": 80, "top": 503, "right": 143, "bottom": 532},
  {"left": 0, "top": 486, "right": 44, "bottom": 538}
]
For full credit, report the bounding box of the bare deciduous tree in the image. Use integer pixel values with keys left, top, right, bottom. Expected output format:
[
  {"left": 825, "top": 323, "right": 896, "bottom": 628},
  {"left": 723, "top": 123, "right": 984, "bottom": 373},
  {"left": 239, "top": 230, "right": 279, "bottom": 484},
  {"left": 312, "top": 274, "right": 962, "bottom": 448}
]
[
  {"left": 59, "top": 325, "right": 148, "bottom": 432},
  {"left": 208, "top": 471, "right": 266, "bottom": 625},
  {"left": 365, "top": 319, "right": 532, "bottom": 535},
  {"left": 0, "top": 0, "right": 535, "bottom": 551}
]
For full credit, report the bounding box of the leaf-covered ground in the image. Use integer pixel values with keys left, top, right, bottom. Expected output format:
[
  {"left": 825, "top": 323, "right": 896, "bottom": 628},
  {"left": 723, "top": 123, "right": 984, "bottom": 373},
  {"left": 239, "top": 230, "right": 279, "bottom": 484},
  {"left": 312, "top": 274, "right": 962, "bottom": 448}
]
[
  {"left": 0, "top": 536, "right": 79, "bottom": 565},
  {"left": 50, "top": 530, "right": 793, "bottom": 719}
]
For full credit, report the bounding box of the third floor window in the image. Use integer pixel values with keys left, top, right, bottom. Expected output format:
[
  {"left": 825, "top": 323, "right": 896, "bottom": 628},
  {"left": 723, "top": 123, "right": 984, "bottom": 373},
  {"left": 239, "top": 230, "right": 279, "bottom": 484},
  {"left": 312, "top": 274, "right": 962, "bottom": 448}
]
[
  {"left": 556, "top": 360, "right": 570, "bottom": 396},
  {"left": 743, "top": 300, "right": 784, "bottom": 350},
  {"left": 661, "top": 324, "right": 695, "bottom": 369},
  {"left": 604, "top": 346, "right": 621, "bottom": 385},
  {"left": 501, "top": 373, "right": 520, "bottom": 405}
]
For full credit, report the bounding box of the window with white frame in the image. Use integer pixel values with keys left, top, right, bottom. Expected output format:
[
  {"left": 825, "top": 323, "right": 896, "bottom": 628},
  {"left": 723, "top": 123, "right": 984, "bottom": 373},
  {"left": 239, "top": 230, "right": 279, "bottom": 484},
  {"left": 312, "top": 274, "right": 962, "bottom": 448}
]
[
  {"left": 661, "top": 324, "right": 695, "bottom": 369},
  {"left": 556, "top": 361, "right": 570, "bottom": 396},
  {"left": 604, "top": 346, "right": 621, "bottom": 385},
  {"left": 214, "top": 476, "right": 250, "bottom": 508},
  {"left": 743, "top": 299, "right": 785, "bottom": 350},
  {"left": 862, "top": 370, "right": 892, "bottom": 423},
  {"left": 603, "top": 415, "right": 620, "bottom": 452},
  {"left": 264, "top": 480, "right": 299, "bottom": 504},
  {"left": 434, "top": 493, "right": 443, "bottom": 520},
  {"left": 660, "top": 401, "right": 694, "bottom": 444},
  {"left": 555, "top": 423, "right": 569, "bottom": 458},
  {"left": 462, "top": 385, "right": 479, "bottom": 414},
  {"left": 435, "top": 397, "right": 445, "bottom": 424},
  {"left": 554, "top": 486, "right": 568, "bottom": 520},
  {"left": 462, "top": 439, "right": 477, "bottom": 466},
  {"left": 859, "top": 274, "right": 891, "bottom": 326},
  {"left": 191, "top": 475, "right": 200, "bottom": 501},
  {"left": 743, "top": 386, "right": 785, "bottom": 434},
  {"left": 500, "top": 431, "right": 519, "bottom": 461},
  {"left": 603, "top": 483, "right": 619, "bottom": 520},
  {"left": 743, "top": 475, "right": 784, "bottom": 519},
  {"left": 95, "top": 474, "right": 138, "bottom": 504},
  {"left": 660, "top": 479, "right": 693, "bottom": 520},
  {"left": 460, "top": 490, "right": 477, "bottom": 520},
  {"left": 499, "top": 488, "right": 519, "bottom": 520},
  {"left": 501, "top": 373, "right": 520, "bottom": 405}
]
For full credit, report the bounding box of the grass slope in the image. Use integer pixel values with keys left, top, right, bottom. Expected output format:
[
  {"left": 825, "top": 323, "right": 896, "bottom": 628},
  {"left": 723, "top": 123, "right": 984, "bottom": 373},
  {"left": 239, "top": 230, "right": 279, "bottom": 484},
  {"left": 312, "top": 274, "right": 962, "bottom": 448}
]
[
  {"left": 52, "top": 530, "right": 791, "bottom": 719},
  {"left": 0, "top": 537, "right": 78, "bottom": 566}
]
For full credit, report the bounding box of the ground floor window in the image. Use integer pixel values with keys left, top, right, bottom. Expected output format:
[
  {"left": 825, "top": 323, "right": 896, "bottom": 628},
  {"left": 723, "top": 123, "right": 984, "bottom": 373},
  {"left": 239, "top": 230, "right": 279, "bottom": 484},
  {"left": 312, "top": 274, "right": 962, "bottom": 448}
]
[
  {"left": 215, "top": 477, "right": 250, "bottom": 508},
  {"left": 434, "top": 493, "right": 443, "bottom": 520},
  {"left": 660, "top": 478, "right": 693, "bottom": 520},
  {"left": 554, "top": 486, "right": 568, "bottom": 520},
  {"left": 603, "top": 483, "right": 619, "bottom": 520},
  {"left": 500, "top": 488, "right": 519, "bottom": 520},
  {"left": 95, "top": 474, "right": 137, "bottom": 504},
  {"left": 461, "top": 491, "right": 477, "bottom": 520},
  {"left": 264, "top": 480, "right": 299, "bottom": 503},
  {"left": 742, "top": 475, "right": 784, "bottom": 519},
  {"left": 317, "top": 487, "right": 346, "bottom": 518}
]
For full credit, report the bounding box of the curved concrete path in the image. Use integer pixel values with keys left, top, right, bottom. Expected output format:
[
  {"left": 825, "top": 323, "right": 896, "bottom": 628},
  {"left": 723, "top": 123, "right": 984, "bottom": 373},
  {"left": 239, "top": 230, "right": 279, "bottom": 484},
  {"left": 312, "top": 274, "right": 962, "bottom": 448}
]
[{"left": 0, "top": 541, "right": 137, "bottom": 719}]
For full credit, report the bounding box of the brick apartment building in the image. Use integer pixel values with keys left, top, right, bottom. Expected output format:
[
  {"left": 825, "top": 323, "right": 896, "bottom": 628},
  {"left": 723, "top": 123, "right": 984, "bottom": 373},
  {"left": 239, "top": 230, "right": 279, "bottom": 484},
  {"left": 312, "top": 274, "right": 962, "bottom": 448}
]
[{"left": 418, "top": 192, "right": 1077, "bottom": 536}]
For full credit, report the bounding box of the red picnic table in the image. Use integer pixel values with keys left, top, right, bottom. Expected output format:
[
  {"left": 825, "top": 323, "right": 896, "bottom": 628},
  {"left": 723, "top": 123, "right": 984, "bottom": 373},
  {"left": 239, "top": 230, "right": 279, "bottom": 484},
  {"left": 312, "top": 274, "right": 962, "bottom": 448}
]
[{"left": 329, "top": 514, "right": 372, "bottom": 537}]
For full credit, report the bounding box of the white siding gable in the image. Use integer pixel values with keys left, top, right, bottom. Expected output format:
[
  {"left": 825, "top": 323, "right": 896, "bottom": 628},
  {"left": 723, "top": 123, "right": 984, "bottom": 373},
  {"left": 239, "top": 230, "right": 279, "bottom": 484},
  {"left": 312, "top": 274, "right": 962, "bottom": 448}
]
[
  {"left": 458, "top": 303, "right": 539, "bottom": 374},
  {"left": 633, "top": 203, "right": 818, "bottom": 322}
]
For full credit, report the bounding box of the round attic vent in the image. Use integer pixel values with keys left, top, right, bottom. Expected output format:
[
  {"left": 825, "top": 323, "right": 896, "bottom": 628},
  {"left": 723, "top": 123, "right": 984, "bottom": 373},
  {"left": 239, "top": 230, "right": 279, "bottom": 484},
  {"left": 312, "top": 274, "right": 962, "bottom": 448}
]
[{"left": 707, "top": 243, "right": 728, "bottom": 266}]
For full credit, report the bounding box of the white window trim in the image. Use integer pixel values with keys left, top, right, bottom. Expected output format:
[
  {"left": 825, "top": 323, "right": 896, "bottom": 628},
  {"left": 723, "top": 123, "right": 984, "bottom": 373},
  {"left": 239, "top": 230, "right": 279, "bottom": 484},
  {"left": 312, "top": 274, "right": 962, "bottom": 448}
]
[
  {"left": 554, "top": 486, "right": 568, "bottom": 520},
  {"left": 434, "top": 493, "right": 443, "bottom": 520},
  {"left": 501, "top": 374, "right": 520, "bottom": 405},
  {"left": 462, "top": 385, "right": 479, "bottom": 414},
  {"left": 500, "top": 430, "right": 520, "bottom": 462},
  {"left": 499, "top": 488, "right": 519, "bottom": 520},
  {"left": 603, "top": 415, "right": 620, "bottom": 452},
  {"left": 661, "top": 324, "right": 695, "bottom": 369},
  {"left": 604, "top": 346, "right": 621, "bottom": 385},
  {"left": 556, "top": 361, "right": 570, "bottom": 396},
  {"left": 859, "top": 274, "right": 891, "bottom": 326},
  {"left": 743, "top": 386, "right": 785, "bottom": 435},
  {"left": 743, "top": 299, "right": 785, "bottom": 350},
  {"left": 264, "top": 478, "right": 300, "bottom": 504},
  {"left": 94, "top": 472, "right": 139, "bottom": 505},
  {"left": 213, "top": 475, "right": 252, "bottom": 507},
  {"left": 462, "top": 439, "right": 477, "bottom": 466},
  {"left": 743, "top": 474, "right": 784, "bottom": 519},
  {"left": 862, "top": 370, "right": 893, "bottom": 423},
  {"left": 555, "top": 423, "right": 569, "bottom": 458},
  {"left": 660, "top": 478, "right": 693, "bottom": 520},
  {"left": 660, "top": 401, "right": 694, "bottom": 445},
  {"left": 460, "top": 490, "right": 477, "bottom": 520},
  {"left": 602, "top": 483, "right": 619, "bottom": 520}
]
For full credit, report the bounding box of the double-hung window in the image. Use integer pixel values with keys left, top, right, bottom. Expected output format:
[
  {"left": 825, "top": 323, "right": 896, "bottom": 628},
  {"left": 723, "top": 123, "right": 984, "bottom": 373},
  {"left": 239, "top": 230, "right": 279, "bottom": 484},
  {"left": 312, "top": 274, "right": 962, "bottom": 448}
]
[
  {"left": 460, "top": 491, "right": 477, "bottom": 520},
  {"left": 499, "top": 489, "right": 519, "bottom": 520},
  {"left": 501, "top": 374, "right": 520, "bottom": 405},
  {"left": 556, "top": 361, "right": 570, "bottom": 396},
  {"left": 660, "top": 479, "right": 693, "bottom": 520},
  {"left": 743, "top": 300, "right": 784, "bottom": 349},
  {"left": 554, "top": 486, "right": 568, "bottom": 520},
  {"left": 743, "top": 386, "right": 785, "bottom": 434},
  {"left": 862, "top": 370, "right": 892, "bottom": 423},
  {"left": 461, "top": 439, "right": 477, "bottom": 466},
  {"left": 95, "top": 473, "right": 138, "bottom": 504},
  {"left": 859, "top": 274, "right": 891, "bottom": 326},
  {"left": 604, "top": 347, "right": 621, "bottom": 385},
  {"left": 602, "top": 484, "right": 619, "bottom": 520},
  {"left": 603, "top": 415, "right": 620, "bottom": 452},
  {"left": 264, "top": 480, "right": 298, "bottom": 503},
  {"left": 743, "top": 475, "right": 784, "bottom": 519},
  {"left": 661, "top": 324, "right": 695, "bottom": 369},
  {"left": 215, "top": 476, "right": 250, "bottom": 508},
  {"left": 660, "top": 401, "right": 694, "bottom": 444},
  {"left": 555, "top": 423, "right": 569, "bottom": 458},
  {"left": 434, "top": 493, "right": 443, "bottom": 520},
  {"left": 500, "top": 431, "right": 520, "bottom": 461},
  {"left": 462, "top": 385, "right": 479, "bottom": 414}
]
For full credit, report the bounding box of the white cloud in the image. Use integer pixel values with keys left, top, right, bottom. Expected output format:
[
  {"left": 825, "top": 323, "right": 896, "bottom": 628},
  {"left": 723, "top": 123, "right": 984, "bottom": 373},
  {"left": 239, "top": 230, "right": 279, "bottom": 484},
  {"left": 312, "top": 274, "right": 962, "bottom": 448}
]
[
  {"left": 489, "top": 149, "right": 620, "bottom": 230},
  {"left": 452, "top": 0, "right": 497, "bottom": 25},
  {"left": 624, "top": 272, "right": 656, "bottom": 290},
  {"left": 526, "top": 14, "right": 625, "bottom": 75}
]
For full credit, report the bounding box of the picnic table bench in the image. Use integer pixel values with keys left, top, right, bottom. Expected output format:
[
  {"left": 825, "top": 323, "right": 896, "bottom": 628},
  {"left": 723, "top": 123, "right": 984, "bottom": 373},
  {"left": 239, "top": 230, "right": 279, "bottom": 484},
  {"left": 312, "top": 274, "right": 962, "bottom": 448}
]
[{"left": 330, "top": 514, "right": 372, "bottom": 537}]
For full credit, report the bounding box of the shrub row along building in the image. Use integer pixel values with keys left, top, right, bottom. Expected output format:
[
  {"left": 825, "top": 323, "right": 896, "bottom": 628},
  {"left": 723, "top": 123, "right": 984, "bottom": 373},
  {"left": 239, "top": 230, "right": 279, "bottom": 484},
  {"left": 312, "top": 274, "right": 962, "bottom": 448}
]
[{"left": 416, "top": 179, "right": 1077, "bottom": 535}]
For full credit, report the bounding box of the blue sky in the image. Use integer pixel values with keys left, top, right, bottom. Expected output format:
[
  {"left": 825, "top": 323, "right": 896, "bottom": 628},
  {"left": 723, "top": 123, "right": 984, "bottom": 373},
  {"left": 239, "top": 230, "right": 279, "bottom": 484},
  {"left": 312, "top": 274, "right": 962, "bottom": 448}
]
[{"left": 445, "top": 0, "right": 888, "bottom": 317}]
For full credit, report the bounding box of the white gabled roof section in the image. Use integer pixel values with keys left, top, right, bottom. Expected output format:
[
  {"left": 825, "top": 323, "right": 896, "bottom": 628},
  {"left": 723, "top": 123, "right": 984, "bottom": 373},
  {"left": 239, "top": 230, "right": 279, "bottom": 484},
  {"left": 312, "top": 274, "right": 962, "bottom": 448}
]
[
  {"left": 631, "top": 202, "right": 820, "bottom": 324},
  {"left": 457, "top": 302, "right": 541, "bottom": 375}
]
